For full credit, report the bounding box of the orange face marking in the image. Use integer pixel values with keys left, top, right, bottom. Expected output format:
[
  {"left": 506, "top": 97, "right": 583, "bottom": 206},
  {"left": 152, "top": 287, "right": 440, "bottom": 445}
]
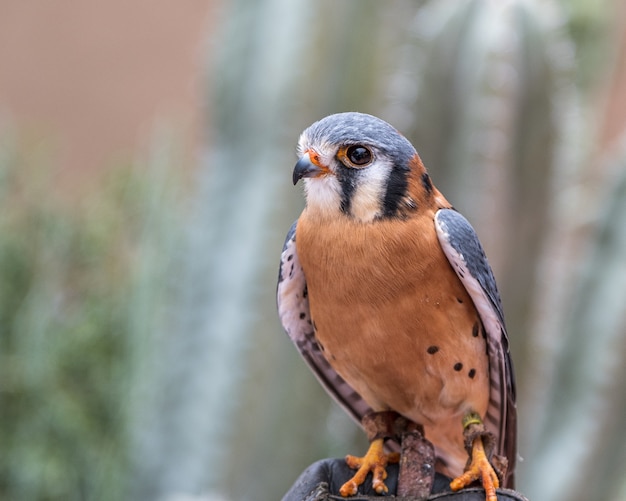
[
  {"left": 305, "top": 149, "right": 323, "bottom": 167},
  {"left": 304, "top": 149, "right": 331, "bottom": 176},
  {"left": 335, "top": 145, "right": 349, "bottom": 165}
]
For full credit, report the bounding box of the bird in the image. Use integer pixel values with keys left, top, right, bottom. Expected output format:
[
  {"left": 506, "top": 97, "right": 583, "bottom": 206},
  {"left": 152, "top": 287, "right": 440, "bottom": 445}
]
[{"left": 276, "top": 112, "right": 516, "bottom": 500}]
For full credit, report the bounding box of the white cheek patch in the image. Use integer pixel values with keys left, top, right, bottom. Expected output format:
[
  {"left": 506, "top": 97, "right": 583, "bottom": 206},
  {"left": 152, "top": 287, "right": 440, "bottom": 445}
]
[
  {"left": 303, "top": 176, "right": 343, "bottom": 217},
  {"left": 298, "top": 133, "right": 344, "bottom": 217},
  {"left": 349, "top": 159, "right": 393, "bottom": 223}
]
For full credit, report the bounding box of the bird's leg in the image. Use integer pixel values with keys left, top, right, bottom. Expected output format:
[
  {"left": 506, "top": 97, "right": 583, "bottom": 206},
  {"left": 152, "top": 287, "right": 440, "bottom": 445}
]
[
  {"left": 339, "top": 411, "right": 404, "bottom": 497},
  {"left": 450, "top": 412, "right": 506, "bottom": 501}
]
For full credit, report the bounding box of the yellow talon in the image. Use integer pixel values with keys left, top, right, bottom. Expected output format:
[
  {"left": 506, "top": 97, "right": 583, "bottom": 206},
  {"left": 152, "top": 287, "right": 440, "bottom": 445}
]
[
  {"left": 451, "top": 434, "right": 500, "bottom": 501},
  {"left": 339, "top": 438, "right": 400, "bottom": 497}
]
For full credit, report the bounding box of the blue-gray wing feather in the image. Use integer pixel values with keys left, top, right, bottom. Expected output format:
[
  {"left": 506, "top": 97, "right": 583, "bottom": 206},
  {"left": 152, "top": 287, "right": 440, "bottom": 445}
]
[{"left": 435, "top": 209, "right": 517, "bottom": 487}]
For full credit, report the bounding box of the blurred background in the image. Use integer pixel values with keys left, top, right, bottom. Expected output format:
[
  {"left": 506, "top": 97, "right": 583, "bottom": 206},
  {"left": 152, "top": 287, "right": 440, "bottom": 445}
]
[{"left": 0, "top": 1, "right": 625, "bottom": 500}]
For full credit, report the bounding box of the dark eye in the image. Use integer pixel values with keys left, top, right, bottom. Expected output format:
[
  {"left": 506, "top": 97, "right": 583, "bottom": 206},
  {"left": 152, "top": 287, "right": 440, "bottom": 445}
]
[{"left": 346, "top": 145, "right": 372, "bottom": 166}]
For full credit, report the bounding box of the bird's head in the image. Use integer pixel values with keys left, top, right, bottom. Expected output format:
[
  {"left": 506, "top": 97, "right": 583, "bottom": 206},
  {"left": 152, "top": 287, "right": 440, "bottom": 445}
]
[{"left": 293, "top": 112, "right": 431, "bottom": 222}]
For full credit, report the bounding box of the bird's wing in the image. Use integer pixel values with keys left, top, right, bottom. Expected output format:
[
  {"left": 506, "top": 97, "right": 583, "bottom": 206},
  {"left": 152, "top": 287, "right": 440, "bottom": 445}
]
[
  {"left": 434, "top": 209, "right": 517, "bottom": 486},
  {"left": 277, "top": 220, "right": 373, "bottom": 425}
]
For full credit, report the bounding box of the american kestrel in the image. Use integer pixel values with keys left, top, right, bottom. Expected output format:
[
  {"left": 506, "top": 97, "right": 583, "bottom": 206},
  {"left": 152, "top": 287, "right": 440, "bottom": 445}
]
[{"left": 277, "top": 112, "right": 516, "bottom": 500}]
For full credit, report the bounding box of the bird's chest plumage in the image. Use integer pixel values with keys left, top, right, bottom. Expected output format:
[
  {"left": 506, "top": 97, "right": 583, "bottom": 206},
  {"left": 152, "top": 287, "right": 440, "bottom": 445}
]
[{"left": 296, "top": 211, "right": 490, "bottom": 426}]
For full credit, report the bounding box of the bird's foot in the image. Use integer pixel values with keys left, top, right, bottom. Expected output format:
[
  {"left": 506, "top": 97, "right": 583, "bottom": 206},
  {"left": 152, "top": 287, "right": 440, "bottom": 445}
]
[
  {"left": 450, "top": 412, "right": 503, "bottom": 501},
  {"left": 339, "top": 411, "right": 413, "bottom": 496},
  {"left": 450, "top": 435, "right": 499, "bottom": 501},
  {"left": 339, "top": 437, "right": 400, "bottom": 496}
]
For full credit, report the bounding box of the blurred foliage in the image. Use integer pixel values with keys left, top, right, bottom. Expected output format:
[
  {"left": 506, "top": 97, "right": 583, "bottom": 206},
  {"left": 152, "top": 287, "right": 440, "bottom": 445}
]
[
  {"left": 557, "top": 0, "right": 616, "bottom": 88},
  {"left": 0, "top": 132, "right": 182, "bottom": 500},
  {"left": 523, "top": 138, "right": 626, "bottom": 501}
]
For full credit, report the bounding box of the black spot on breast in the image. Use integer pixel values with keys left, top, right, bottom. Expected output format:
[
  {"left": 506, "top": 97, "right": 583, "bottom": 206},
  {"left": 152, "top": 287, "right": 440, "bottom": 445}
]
[
  {"left": 454, "top": 362, "right": 463, "bottom": 371},
  {"left": 287, "top": 254, "right": 294, "bottom": 261},
  {"left": 427, "top": 346, "right": 439, "bottom": 354},
  {"left": 421, "top": 172, "right": 433, "bottom": 195},
  {"left": 299, "top": 312, "right": 306, "bottom": 320},
  {"left": 456, "top": 297, "right": 464, "bottom": 303},
  {"left": 468, "top": 368, "right": 476, "bottom": 379},
  {"left": 472, "top": 322, "right": 479, "bottom": 337},
  {"left": 303, "top": 285, "right": 308, "bottom": 298}
]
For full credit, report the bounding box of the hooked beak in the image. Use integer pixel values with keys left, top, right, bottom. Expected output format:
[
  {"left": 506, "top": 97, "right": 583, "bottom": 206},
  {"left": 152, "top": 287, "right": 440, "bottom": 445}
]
[{"left": 292, "top": 151, "right": 325, "bottom": 185}]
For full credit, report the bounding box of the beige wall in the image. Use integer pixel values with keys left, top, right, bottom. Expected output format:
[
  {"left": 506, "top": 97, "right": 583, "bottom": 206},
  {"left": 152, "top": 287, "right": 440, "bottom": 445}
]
[{"left": 0, "top": 1, "right": 214, "bottom": 194}]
